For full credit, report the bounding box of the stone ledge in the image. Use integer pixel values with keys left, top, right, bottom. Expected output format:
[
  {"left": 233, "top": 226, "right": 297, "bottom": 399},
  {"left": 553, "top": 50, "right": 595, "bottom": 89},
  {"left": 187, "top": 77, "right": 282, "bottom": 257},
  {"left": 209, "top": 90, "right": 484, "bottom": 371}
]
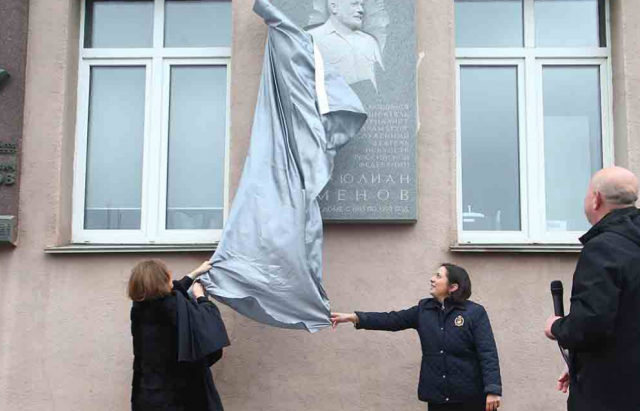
[
  {"left": 450, "top": 244, "right": 582, "bottom": 253},
  {"left": 45, "top": 243, "right": 218, "bottom": 254}
]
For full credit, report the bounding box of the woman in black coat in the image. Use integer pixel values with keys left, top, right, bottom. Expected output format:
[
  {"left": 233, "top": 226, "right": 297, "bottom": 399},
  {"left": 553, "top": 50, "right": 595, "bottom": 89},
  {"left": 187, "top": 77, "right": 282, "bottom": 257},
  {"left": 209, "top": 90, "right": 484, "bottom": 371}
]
[
  {"left": 331, "top": 263, "right": 502, "bottom": 411},
  {"left": 128, "top": 260, "right": 230, "bottom": 411}
]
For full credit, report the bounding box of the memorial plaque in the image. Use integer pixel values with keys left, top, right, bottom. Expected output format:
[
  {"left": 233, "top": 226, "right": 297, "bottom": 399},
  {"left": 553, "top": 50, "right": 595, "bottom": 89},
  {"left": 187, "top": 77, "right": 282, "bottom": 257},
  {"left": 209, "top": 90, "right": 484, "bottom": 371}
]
[
  {"left": 0, "top": 130, "right": 21, "bottom": 247},
  {"left": 0, "top": 122, "right": 21, "bottom": 247},
  {"left": 0, "top": 0, "right": 30, "bottom": 246},
  {"left": 271, "top": 0, "right": 418, "bottom": 222}
]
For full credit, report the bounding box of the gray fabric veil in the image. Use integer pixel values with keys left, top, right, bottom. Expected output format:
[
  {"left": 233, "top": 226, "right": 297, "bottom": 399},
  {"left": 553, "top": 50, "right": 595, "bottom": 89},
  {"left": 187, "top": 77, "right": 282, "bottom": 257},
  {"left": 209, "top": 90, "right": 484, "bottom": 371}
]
[{"left": 198, "top": 0, "right": 366, "bottom": 333}]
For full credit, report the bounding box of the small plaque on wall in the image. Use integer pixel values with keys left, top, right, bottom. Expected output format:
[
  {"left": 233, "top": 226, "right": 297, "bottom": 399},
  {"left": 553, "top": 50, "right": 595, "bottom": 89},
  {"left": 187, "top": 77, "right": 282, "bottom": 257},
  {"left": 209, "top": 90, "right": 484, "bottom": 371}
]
[{"left": 0, "top": 215, "right": 17, "bottom": 245}]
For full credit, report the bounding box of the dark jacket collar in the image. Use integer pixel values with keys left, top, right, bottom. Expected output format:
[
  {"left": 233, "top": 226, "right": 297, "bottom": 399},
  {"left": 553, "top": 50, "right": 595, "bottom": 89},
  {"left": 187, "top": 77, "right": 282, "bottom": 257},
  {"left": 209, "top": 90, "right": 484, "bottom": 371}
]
[
  {"left": 580, "top": 206, "right": 640, "bottom": 245},
  {"left": 424, "top": 297, "right": 467, "bottom": 311}
]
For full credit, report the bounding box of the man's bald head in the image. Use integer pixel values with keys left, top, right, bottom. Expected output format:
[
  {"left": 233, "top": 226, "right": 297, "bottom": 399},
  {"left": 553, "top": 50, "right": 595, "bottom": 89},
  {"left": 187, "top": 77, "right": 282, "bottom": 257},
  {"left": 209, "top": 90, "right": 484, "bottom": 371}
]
[
  {"left": 328, "top": 0, "right": 365, "bottom": 32},
  {"left": 591, "top": 167, "right": 639, "bottom": 205},
  {"left": 584, "top": 167, "right": 639, "bottom": 225}
]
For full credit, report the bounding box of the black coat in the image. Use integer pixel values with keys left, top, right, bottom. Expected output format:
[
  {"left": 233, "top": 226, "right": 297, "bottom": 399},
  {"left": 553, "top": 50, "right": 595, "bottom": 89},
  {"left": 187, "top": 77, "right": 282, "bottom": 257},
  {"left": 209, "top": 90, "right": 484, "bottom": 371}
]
[
  {"left": 131, "top": 277, "right": 230, "bottom": 411},
  {"left": 355, "top": 298, "right": 501, "bottom": 405},
  {"left": 551, "top": 207, "right": 640, "bottom": 411}
]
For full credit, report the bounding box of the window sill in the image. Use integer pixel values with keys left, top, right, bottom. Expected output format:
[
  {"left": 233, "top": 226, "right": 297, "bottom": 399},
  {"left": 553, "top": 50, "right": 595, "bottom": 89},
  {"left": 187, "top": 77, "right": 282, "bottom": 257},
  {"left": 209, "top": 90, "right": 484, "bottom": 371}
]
[
  {"left": 450, "top": 244, "right": 582, "bottom": 253},
  {"left": 45, "top": 243, "right": 218, "bottom": 254}
]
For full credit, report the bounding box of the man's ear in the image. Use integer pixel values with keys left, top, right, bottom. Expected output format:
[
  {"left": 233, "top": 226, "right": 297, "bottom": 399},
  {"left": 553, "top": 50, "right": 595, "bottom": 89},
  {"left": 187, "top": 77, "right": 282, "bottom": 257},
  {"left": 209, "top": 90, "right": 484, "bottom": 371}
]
[
  {"left": 328, "top": 1, "right": 338, "bottom": 14},
  {"left": 593, "top": 190, "right": 604, "bottom": 210}
]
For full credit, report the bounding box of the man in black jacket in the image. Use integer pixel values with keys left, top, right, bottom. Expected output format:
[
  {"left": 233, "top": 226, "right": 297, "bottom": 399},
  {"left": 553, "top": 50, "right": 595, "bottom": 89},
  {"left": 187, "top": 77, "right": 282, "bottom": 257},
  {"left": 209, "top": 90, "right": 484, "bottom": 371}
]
[{"left": 544, "top": 166, "right": 640, "bottom": 411}]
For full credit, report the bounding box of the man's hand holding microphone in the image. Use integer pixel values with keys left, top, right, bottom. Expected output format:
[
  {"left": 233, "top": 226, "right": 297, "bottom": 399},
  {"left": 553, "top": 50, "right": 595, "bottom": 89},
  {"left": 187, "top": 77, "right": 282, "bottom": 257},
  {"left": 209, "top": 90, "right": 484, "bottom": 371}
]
[{"left": 545, "top": 280, "right": 570, "bottom": 393}]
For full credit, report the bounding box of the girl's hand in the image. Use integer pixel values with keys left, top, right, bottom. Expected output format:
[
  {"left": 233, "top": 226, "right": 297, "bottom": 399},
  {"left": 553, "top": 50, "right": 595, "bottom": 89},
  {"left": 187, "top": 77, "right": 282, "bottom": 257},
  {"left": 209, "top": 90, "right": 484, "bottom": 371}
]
[
  {"left": 486, "top": 394, "right": 501, "bottom": 411},
  {"left": 189, "top": 261, "right": 212, "bottom": 279},
  {"left": 330, "top": 312, "right": 358, "bottom": 330}
]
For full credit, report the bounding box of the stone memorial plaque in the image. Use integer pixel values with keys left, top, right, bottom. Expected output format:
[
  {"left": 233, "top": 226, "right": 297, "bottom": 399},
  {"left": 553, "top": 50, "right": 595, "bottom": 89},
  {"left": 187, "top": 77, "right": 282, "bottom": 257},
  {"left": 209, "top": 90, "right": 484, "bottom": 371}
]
[
  {"left": 0, "top": 125, "right": 21, "bottom": 247},
  {"left": 271, "top": 0, "right": 418, "bottom": 222},
  {"left": 0, "top": 0, "right": 30, "bottom": 246}
]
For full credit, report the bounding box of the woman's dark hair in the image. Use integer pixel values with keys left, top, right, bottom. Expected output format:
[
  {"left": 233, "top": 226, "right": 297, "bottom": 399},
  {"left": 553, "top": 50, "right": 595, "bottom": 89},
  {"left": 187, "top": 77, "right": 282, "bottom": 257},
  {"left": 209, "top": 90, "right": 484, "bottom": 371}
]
[
  {"left": 128, "top": 260, "right": 172, "bottom": 301},
  {"left": 441, "top": 263, "right": 472, "bottom": 302}
]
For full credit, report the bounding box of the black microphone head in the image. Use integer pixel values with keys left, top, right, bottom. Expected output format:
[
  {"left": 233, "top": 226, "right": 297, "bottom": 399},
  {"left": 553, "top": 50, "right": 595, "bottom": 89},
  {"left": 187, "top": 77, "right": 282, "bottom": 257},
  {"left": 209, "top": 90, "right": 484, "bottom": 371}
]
[{"left": 550, "top": 280, "right": 564, "bottom": 294}]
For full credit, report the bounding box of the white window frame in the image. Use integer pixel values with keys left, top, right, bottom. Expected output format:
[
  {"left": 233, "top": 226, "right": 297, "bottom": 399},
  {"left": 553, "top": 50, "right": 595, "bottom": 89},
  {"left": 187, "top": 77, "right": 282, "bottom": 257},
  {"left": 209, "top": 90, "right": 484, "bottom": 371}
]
[
  {"left": 72, "top": 0, "right": 231, "bottom": 244},
  {"left": 455, "top": 0, "right": 613, "bottom": 245}
]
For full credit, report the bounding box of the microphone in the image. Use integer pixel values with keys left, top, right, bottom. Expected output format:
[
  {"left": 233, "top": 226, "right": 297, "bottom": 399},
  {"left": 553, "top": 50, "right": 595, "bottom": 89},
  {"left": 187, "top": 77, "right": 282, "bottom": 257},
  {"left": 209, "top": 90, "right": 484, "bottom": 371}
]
[
  {"left": 550, "top": 280, "right": 564, "bottom": 317},
  {"left": 550, "top": 280, "right": 570, "bottom": 367}
]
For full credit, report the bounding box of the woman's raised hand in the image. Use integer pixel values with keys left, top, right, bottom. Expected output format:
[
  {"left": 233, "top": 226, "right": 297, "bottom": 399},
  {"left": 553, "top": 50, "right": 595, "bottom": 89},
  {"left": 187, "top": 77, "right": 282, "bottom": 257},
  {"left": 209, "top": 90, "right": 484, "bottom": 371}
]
[
  {"left": 192, "top": 281, "right": 206, "bottom": 299},
  {"left": 189, "top": 261, "right": 213, "bottom": 279},
  {"left": 330, "top": 312, "right": 358, "bottom": 330}
]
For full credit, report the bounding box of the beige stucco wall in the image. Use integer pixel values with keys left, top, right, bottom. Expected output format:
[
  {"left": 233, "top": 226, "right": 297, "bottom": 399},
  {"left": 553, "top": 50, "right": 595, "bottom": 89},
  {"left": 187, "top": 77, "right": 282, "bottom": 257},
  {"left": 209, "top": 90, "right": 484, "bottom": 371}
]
[
  {"left": 1, "top": 0, "right": 639, "bottom": 410},
  {"left": 611, "top": 0, "right": 640, "bottom": 176}
]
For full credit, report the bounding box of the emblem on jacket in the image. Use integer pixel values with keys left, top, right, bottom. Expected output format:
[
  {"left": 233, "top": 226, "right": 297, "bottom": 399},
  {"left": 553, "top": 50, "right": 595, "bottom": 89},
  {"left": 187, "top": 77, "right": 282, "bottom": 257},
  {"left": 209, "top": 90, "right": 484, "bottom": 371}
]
[{"left": 454, "top": 315, "right": 465, "bottom": 327}]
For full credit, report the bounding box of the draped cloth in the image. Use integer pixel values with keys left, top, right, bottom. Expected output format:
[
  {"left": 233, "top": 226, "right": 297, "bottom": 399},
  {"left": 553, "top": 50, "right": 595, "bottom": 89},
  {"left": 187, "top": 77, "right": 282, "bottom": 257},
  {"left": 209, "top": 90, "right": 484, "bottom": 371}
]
[{"left": 198, "top": 0, "right": 367, "bottom": 333}]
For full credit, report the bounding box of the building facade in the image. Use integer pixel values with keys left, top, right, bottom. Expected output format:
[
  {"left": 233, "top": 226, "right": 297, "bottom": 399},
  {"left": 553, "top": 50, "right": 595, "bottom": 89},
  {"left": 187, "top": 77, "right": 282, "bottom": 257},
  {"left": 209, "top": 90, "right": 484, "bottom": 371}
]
[{"left": 1, "top": 0, "right": 640, "bottom": 410}]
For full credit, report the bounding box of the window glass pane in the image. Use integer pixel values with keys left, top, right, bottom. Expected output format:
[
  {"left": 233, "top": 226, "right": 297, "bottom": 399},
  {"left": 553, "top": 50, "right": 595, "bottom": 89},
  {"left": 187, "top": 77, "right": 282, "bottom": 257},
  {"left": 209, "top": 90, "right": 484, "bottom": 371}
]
[
  {"left": 85, "top": 0, "right": 154, "bottom": 48},
  {"left": 165, "top": 0, "right": 232, "bottom": 47},
  {"left": 167, "top": 66, "right": 227, "bottom": 230},
  {"left": 455, "top": 0, "right": 523, "bottom": 48},
  {"left": 460, "top": 66, "right": 521, "bottom": 231},
  {"left": 535, "top": 0, "right": 605, "bottom": 47},
  {"left": 85, "top": 67, "right": 146, "bottom": 230},
  {"left": 543, "top": 66, "right": 602, "bottom": 232}
]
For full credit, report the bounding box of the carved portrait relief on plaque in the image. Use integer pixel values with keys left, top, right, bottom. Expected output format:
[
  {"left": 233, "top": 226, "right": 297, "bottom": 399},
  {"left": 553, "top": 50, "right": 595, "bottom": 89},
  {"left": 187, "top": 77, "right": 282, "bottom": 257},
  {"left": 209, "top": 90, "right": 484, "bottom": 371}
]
[{"left": 307, "top": 0, "right": 388, "bottom": 91}]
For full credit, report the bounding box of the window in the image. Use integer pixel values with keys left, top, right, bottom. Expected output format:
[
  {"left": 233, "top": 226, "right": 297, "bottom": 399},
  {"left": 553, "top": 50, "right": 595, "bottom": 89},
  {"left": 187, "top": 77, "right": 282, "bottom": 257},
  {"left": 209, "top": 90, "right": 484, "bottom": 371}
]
[
  {"left": 455, "top": 0, "right": 612, "bottom": 245},
  {"left": 73, "top": 0, "right": 231, "bottom": 244}
]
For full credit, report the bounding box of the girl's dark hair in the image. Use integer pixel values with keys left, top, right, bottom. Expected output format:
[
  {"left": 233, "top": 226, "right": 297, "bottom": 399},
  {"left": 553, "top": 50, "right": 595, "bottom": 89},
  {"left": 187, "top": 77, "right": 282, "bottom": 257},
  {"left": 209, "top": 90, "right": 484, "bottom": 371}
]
[{"left": 441, "top": 263, "right": 472, "bottom": 302}]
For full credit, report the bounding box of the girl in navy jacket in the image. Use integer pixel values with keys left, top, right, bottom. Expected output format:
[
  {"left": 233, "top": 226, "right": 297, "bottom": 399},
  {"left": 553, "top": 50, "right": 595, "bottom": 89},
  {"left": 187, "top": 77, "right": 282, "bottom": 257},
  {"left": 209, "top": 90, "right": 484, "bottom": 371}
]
[{"left": 331, "top": 263, "right": 502, "bottom": 411}]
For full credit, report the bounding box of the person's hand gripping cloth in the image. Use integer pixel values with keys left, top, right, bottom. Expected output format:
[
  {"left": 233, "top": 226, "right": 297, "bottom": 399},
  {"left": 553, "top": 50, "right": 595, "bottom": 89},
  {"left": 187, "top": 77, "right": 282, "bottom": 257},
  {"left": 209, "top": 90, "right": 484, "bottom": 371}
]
[{"left": 198, "top": 0, "right": 367, "bottom": 333}]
